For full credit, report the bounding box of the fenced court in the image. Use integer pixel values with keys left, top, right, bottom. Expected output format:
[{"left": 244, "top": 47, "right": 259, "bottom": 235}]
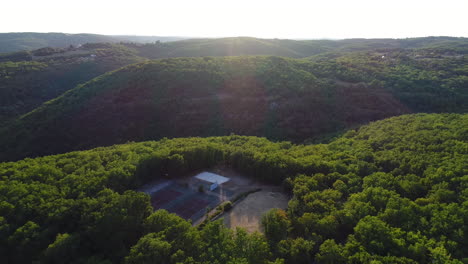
[
  {"left": 148, "top": 182, "right": 220, "bottom": 221},
  {"left": 140, "top": 169, "right": 265, "bottom": 223},
  {"left": 173, "top": 196, "right": 211, "bottom": 219},
  {"left": 150, "top": 189, "right": 183, "bottom": 208}
]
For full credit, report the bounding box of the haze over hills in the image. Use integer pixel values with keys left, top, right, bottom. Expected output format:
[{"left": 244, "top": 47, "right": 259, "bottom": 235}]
[
  {"left": 1, "top": 32, "right": 467, "bottom": 54},
  {"left": 0, "top": 32, "right": 187, "bottom": 53},
  {"left": 130, "top": 36, "right": 468, "bottom": 59}
]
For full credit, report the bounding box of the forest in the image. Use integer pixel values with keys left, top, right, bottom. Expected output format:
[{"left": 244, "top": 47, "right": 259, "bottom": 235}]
[
  {"left": 0, "top": 113, "right": 466, "bottom": 263},
  {"left": 0, "top": 43, "right": 145, "bottom": 125},
  {"left": 0, "top": 36, "right": 467, "bottom": 263},
  {"left": 0, "top": 50, "right": 466, "bottom": 161},
  {"left": 0, "top": 36, "right": 467, "bottom": 125}
]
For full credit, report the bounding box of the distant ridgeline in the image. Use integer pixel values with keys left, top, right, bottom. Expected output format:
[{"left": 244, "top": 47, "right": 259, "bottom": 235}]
[
  {"left": 0, "top": 113, "right": 466, "bottom": 263},
  {"left": 1, "top": 33, "right": 467, "bottom": 54},
  {"left": 0, "top": 52, "right": 466, "bottom": 161},
  {"left": 0, "top": 32, "right": 185, "bottom": 53}
]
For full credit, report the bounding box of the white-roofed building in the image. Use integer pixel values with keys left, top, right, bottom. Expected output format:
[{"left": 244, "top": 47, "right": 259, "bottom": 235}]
[{"left": 193, "top": 172, "right": 230, "bottom": 191}]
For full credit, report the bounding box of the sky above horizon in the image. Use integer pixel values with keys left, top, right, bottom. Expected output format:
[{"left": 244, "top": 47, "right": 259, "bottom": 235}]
[{"left": 1, "top": 0, "right": 467, "bottom": 39}]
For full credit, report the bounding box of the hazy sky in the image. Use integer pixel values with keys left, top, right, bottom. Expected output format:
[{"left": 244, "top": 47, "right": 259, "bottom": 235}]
[{"left": 2, "top": 0, "right": 467, "bottom": 39}]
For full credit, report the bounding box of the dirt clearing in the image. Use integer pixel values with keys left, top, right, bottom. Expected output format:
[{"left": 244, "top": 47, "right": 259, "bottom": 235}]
[{"left": 223, "top": 188, "right": 289, "bottom": 233}]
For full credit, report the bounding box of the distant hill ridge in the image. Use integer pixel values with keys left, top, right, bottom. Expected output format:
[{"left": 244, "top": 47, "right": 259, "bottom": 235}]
[
  {"left": 1, "top": 33, "right": 468, "bottom": 54},
  {"left": 0, "top": 32, "right": 186, "bottom": 53}
]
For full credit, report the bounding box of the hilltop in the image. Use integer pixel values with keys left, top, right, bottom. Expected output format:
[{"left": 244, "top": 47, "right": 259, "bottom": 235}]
[{"left": 0, "top": 54, "right": 466, "bottom": 161}]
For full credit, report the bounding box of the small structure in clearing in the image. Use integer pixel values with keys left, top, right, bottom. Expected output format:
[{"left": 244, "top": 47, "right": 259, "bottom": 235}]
[
  {"left": 138, "top": 167, "right": 287, "bottom": 228},
  {"left": 193, "top": 171, "right": 230, "bottom": 191}
]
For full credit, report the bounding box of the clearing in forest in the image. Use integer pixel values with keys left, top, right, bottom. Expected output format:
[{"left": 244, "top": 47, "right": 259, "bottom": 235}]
[
  {"left": 139, "top": 166, "right": 288, "bottom": 227},
  {"left": 223, "top": 188, "right": 289, "bottom": 233}
]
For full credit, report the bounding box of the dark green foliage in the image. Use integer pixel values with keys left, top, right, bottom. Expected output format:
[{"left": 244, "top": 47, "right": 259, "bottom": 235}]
[
  {"left": 307, "top": 48, "right": 468, "bottom": 113},
  {"left": 0, "top": 113, "right": 467, "bottom": 263},
  {"left": 2, "top": 51, "right": 467, "bottom": 161},
  {"left": 1, "top": 36, "right": 466, "bottom": 127},
  {"left": 221, "top": 201, "right": 233, "bottom": 211},
  {"left": 1, "top": 35, "right": 467, "bottom": 263},
  {"left": 315, "top": 239, "right": 346, "bottom": 264},
  {"left": 277, "top": 237, "right": 316, "bottom": 264},
  {"left": 0, "top": 43, "right": 145, "bottom": 125},
  {"left": 1, "top": 37, "right": 467, "bottom": 159},
  {"left": 261, "top": 209, "right": 291, "bottom": 250}
]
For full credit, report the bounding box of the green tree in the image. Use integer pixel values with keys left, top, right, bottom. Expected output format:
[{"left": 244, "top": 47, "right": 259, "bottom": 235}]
[
  {"left": 261, "top": 209, "right": 290, "bottom": 250},
  {"left": 125, "top": 233, "right": 172, "bottom": 264}
]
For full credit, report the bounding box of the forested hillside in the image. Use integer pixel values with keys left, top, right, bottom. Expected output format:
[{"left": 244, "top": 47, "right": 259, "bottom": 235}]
[
  {"left": 0, "top": 36, "right": 466, "bottom": 127},
  {"left": 0, "top": 53, "right": 466, "bottom": 162},
  {"left": 307, "top": 48, "right": 468, "bottom": 112},
  {"left": 0, "top": 43, "right": 146, "bottom": 124},
  {"left": 0, "top": 113, "right": 466, "bottom": 263}
]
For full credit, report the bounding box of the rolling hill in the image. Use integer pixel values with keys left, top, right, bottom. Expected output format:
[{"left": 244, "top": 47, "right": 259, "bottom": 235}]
[
  {"left": 0, "top": 54, "right": 466, "bottom": 162},
  {"left": 0, "top": 32, "right": 186, "bottom": 53},
  {"left": 2, "top": 33, "right": 467, "bottom": 56},
  {"left": 126, "top": 36, "right": 468, "bottom": 59},
  {"left": 0, "top": 113, "right": 466, "bottom": 263},
  {"left": 0, "top": 30, "right": 467, "bottom": 264},
  {"left": 0, "top": 43, "right": 147, "bottom": 124},
  {"left": 1, "top": 36, "right": 466, "bottom": 125}
]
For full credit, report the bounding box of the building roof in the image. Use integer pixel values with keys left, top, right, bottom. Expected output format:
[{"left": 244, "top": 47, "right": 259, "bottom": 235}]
[{"left": 194, "top": 172, "right": 230, "bottom": 184}]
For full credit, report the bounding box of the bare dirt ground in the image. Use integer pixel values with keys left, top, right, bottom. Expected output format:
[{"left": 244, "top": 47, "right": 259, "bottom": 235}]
[{"left": 223, "top": 188, "right": 289, "bottom": 233}]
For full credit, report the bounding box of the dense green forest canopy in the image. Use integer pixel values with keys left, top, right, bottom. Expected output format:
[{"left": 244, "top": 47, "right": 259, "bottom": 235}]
[
  {"left": 0, "top": 35, "right": 466, "bottom": 264},
  {"left": 307, "top": 48, "right": 468, "bottom": 112},
  {"left": 0, "top": 52, "right": 466, "bottom": 162},
  {"left": 0, "top": 113, "right": 466, "bottom": 263}
]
